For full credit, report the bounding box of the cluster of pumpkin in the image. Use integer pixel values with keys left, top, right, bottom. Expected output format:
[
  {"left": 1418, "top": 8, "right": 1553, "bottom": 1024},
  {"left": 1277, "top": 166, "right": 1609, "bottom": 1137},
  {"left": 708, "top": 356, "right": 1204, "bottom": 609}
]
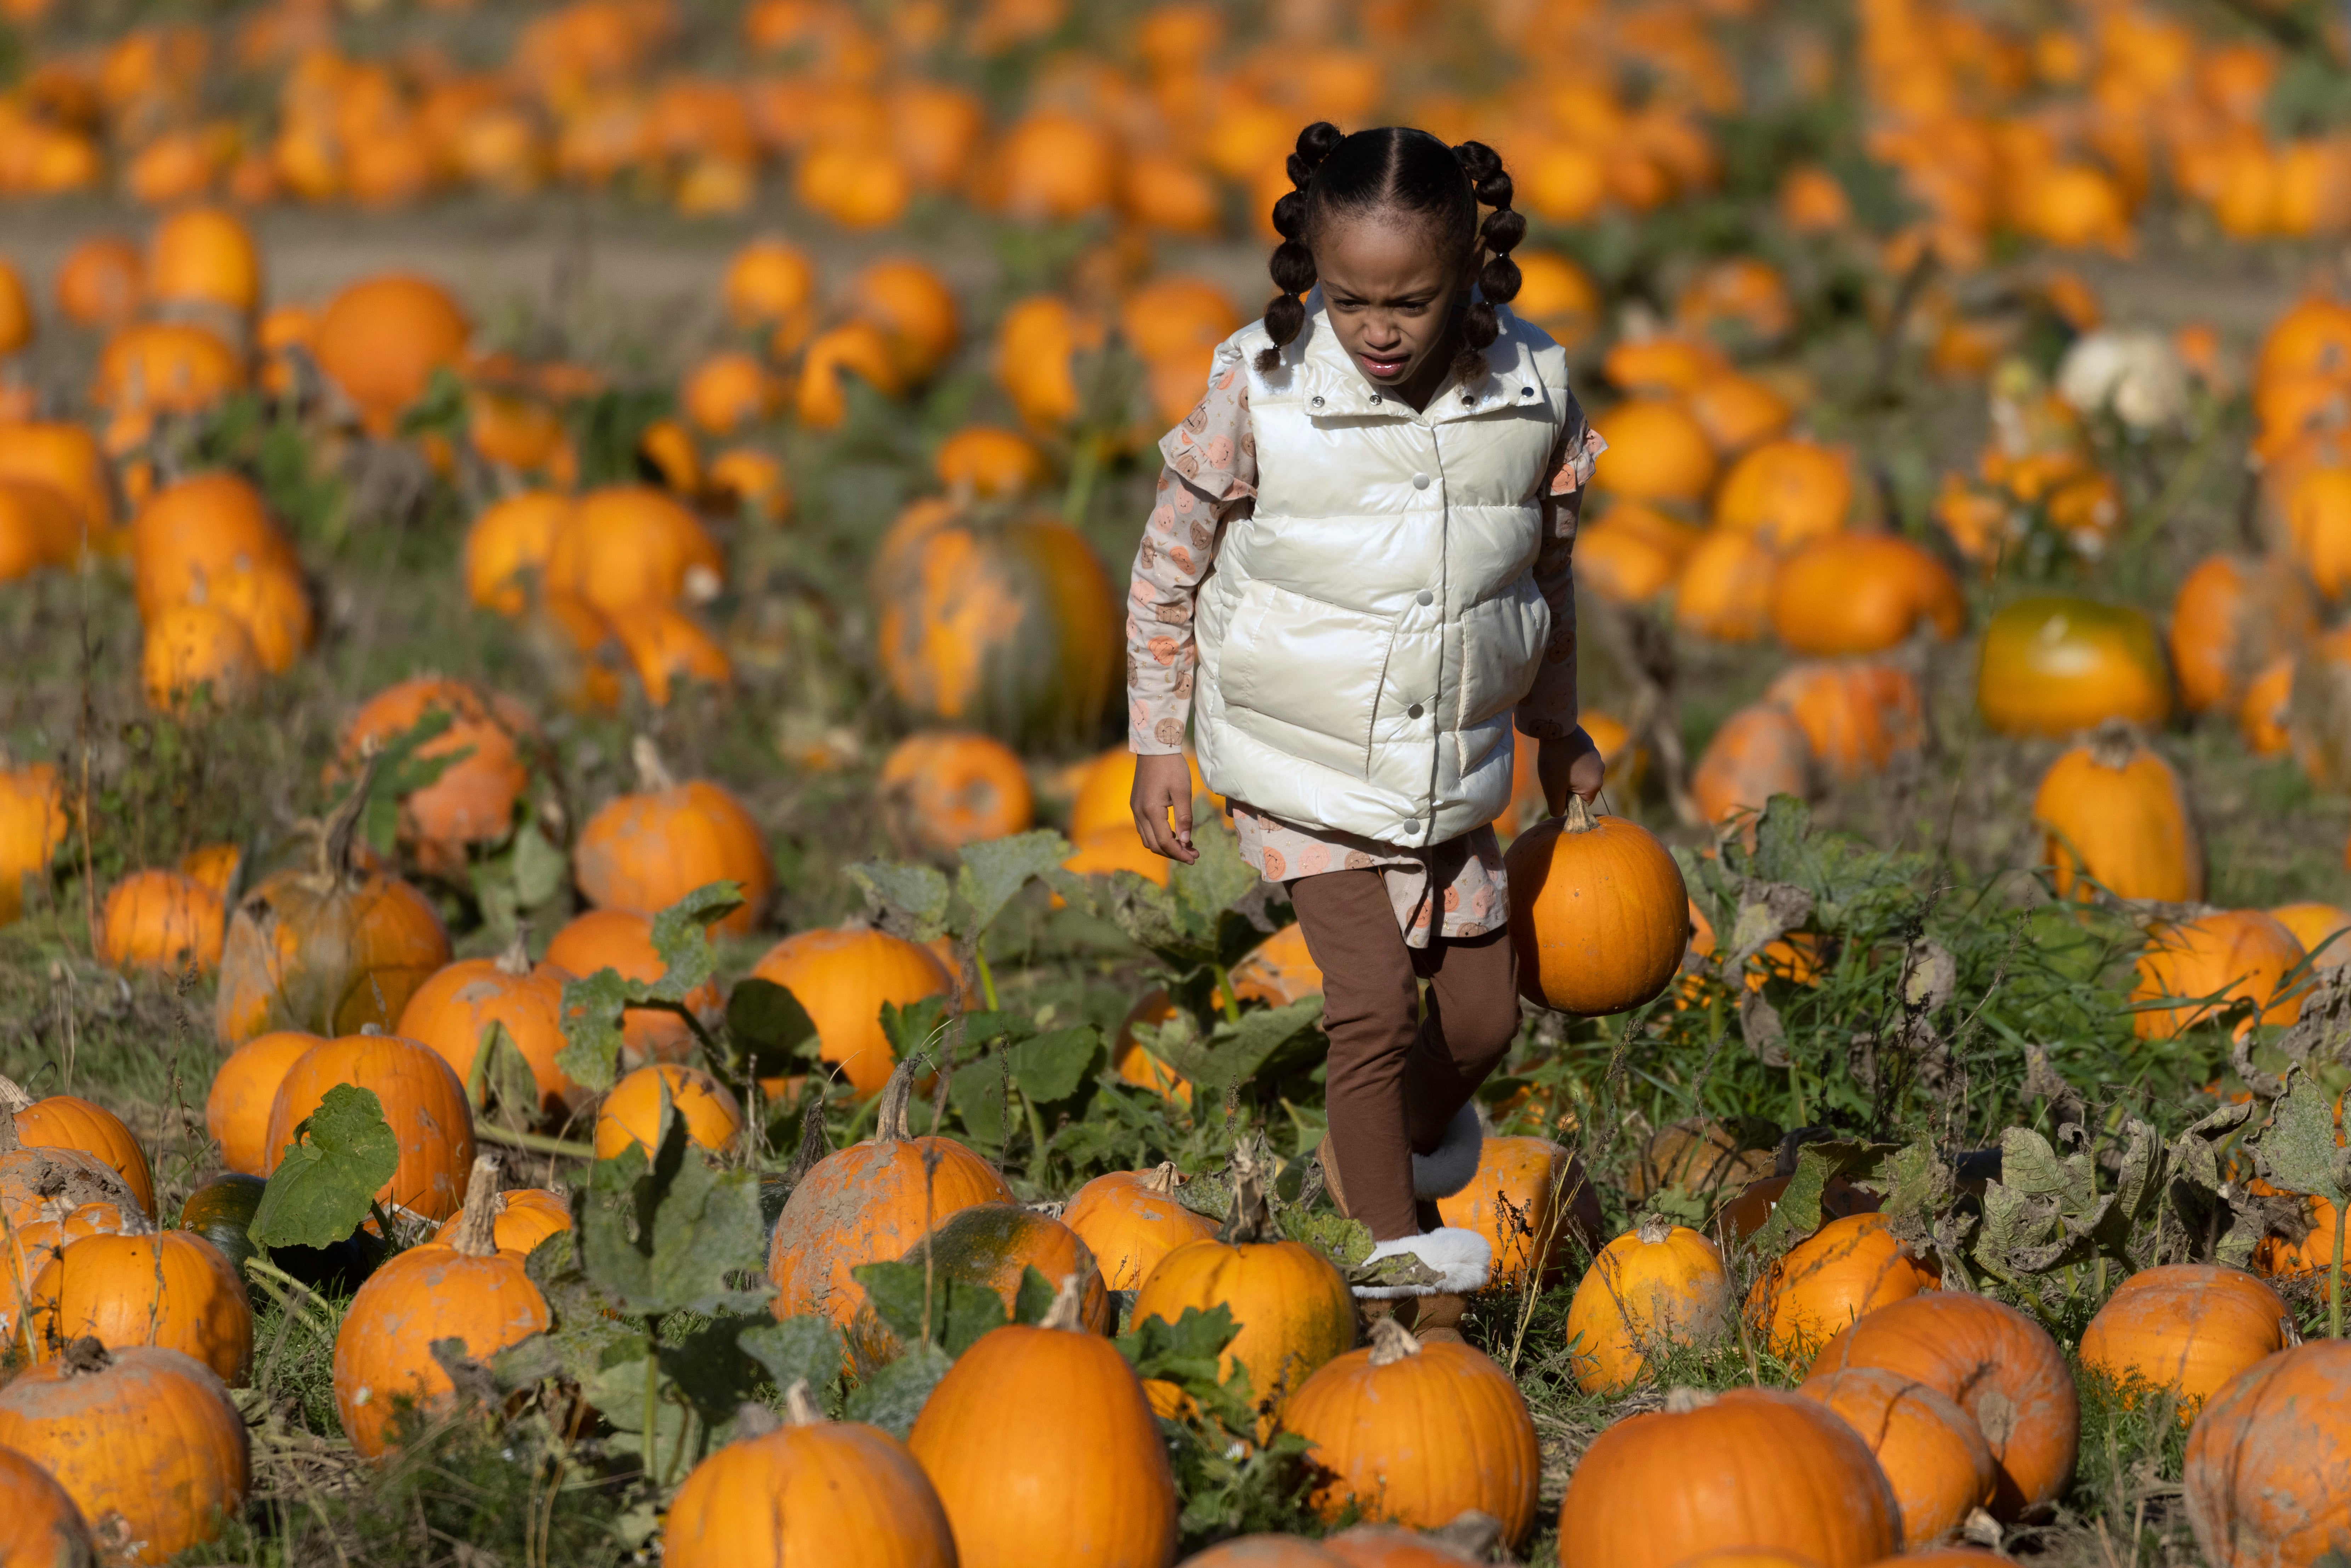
[
  {"left": 1858, "top": 0, "right": 2351, "bottom": 266},
  {"left": 0, "top": 0, "right": 1738, "bottom": 238}
]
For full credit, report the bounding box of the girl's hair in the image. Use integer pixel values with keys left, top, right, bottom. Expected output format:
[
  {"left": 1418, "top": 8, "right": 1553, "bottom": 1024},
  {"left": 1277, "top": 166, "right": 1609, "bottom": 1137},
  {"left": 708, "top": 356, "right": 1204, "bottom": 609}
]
[{"left": 1256, "top": 122, "right": 1526, "bottom": 383}]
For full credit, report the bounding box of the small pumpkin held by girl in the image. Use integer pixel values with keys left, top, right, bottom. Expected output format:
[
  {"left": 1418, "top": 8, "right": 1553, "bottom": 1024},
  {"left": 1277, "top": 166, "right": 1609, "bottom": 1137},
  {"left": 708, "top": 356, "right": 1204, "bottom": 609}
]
[{"left": 1127, "top": 122, "right": 1607, "bottom": 1327}]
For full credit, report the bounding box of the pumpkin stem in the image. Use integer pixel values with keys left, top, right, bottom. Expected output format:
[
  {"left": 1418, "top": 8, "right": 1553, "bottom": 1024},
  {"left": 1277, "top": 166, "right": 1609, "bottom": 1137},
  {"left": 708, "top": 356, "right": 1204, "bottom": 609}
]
[
  {"left": 320, "top": 749, "right": 384, "bottom": 885},
  {"left": 1142, "top": 1161, "right": 1182, "bottom": 1196},
  {"left": 0, "top": 1076, "right": 32, "bottom": 1114},
  {"left": 449, "top": 1155, "right": 504, "bottom": 1257},
  {"left": 1636, "top": 1213, "right": 1674, "bottom": 1246},
  {"left": 1040, "top": 1272, "right": 1086, "bottom": 1332},
  {"left": 2085, "top": 717, "right": 2140, "bottom": 771},
  {"left": 1662, "top": 1386, "right": 1717, "bottom": 1414},
  {"left": 1563, "top": 792, "right": 1595, "bottom": 833},
  {"left": 59, "top": 1336, "right": 110, "bottom": 1376},
  {"left": 1366, "top": 1314, "right": 1422, "bottom": 1366},
  {"left": 1219, "top": 1136, "right": 1275, "bottom": 1245},
  {"left": 782, "top": 1379, "right": 824, "bottom": 1426},
  {"left": 496, "top": 925, "right": 533, "bottom": 977},
  {"left": 631, "top": 735, "right": 676, "bottom": 794},
  {"left": 734, "top": 1400, "right": 781, "bottom": 1439},
  {"left": 875, "top": 1057, "right": 921, "bottom": 1145}
]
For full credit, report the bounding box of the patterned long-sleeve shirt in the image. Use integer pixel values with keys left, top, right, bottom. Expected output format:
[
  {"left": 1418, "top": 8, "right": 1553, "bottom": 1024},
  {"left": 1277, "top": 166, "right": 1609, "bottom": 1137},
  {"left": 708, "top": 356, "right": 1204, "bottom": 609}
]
[{"left": 1127, "top": 350, "right": 1605, "bottom": 945}]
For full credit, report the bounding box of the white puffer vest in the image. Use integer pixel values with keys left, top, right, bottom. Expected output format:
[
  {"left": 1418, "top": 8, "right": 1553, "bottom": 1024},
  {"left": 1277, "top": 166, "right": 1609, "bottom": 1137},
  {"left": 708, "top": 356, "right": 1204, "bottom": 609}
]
[{"left": 1191, "top": 293, "right": 1572, "bottom": 846}]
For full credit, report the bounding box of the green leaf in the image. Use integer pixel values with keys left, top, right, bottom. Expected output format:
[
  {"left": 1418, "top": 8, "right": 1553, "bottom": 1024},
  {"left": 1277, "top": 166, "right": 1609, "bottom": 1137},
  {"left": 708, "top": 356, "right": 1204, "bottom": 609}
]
[
  {"left": 1742, "top": 1140, "right": 1897, "bottom": 1260},
  {"left": 738, "top": 1316, "right": 845, "bottom": 1394},
  {"left": 648, "top": 883, "right": 743, "bottom": 1001},
  {"left": 249, "top": 1085, "right": 400, "bottom": 1249},
  {"left": 880, "top": 996, "right": 951, "bottom": 1065},
  {"left": 1997, "top": 1127, "right": 2095, "bottom": 1209},
  {"left": 850, "top": 1259, "right": 1008, "bottom": 1359},
  {"left": 848, "top": 860, "right": 954, "bottom": 941},
  {"left": 510, "top": 818, "right": 570, "bottom": 910},
  {"left": 948, "top": 1057, "right": 1011, "bottom": 1147},
  {"left": 576, "top": 1100, "right": 773, "bottom": 1318},
  {"left": 843, "top": 1342, "right": 953, "bottom": 1441},
  {"left": 471, "top": 1019, "right": 543, "bottom": 1134},
  {"left": 955, "top": 1011, "right": 1037, "bottom": 1049},
  {"left": 1749, "top": 794, "right": 1812, "bottom": 884},
  {"left": 1168, "top": 815, "right": 1258, "bottom": 925},
  {"left": 556, "top": 968, "right": 634, "bottom": 1094},
  {"left": 955, "top": 830, "right": 1074, "bottom": 938},
  {"left": 1149, "top": 999, "right": 1324, "bottom": 1097},
  {"left": 2259, "top": 1065, "right": 2351, "bottom": 1205},
  {"left": 1008, "top": 1026, "right": 1102, "bottom": 1104},
  {"left": 1275, "top": 1207, "right": 1372, "bottom": 1269},
  {"left": 726, "top": 978, "right": 818, "bottom": 1076},
  {"left": 1117, "top": 1302, "right": 1241, "bottom": 1384}
]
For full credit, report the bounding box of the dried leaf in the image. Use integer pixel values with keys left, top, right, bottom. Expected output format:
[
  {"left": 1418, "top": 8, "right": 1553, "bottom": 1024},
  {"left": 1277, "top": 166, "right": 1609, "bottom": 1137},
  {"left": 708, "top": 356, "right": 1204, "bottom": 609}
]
[{"left": 1739, "top": 990, "right": 1791, "bottom": 1068}]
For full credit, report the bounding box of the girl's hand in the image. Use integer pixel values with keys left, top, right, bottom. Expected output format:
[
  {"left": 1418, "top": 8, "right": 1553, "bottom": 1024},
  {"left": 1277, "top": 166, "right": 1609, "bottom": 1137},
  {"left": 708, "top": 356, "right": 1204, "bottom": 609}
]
[
  {"left": 1131, "top": 752, "right": 1201, "bottom": 863},
  {"left": 1537, "top": 727, "right": 1605, "bottom": 816}
]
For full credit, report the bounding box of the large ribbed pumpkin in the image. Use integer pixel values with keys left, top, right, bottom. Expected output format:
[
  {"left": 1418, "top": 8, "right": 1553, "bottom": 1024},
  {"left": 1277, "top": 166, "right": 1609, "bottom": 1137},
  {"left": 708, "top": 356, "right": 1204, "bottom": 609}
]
[
  {"left": 2079, "top": 1265, "right": 2290, "bottom": 1415},
  {"left": 2033, "top": 722, "right": 2204, "bottom": 903},
  {"left": 1797, "top": 1366, "right": 1994, "bottom": 1549},
  {"left": 1556, "top": 1386, "right": 1898, "bottom": 1568},
  {"left": 0, "top": 1339, "right": 248, "bottom": 1566},
  {"left": 766, "top": 1059, "right": 1014, "bottom": 1329},
  {"left": 1768, "top": 533, "right": 1965, "bottom": 655},
  {"left": 1285, "top": 1316, "right": 1542, "bottom": 1545},
  {"left": 337, "top": 678, "right": 538, "bottom": 879},
  {"left": 2131, "top": 910, "right": 2307, "bottom": 1039},
  {"left": 878, "top": 729, "right": 1035, "bottom": 854},
  {"left": 1809, "top": 1293, "right": 2079, "bottom": 1518},
  {"left": 204, "top": 1031, "right": 321, "bottom": 1176},
  {"left": 0, "top": 1077, "right": 153, "bottom": 1217},
  {"left": 331, "top": 1157, "right": 550, "bottom": 1457},
  {"left": 1744, "top": 1213, "right": 1940, "bottom": 1360},
  {"left": 663, "top": 1384, "right": 956, "bottom": 1568},
  {"left": 1977, "top": 596, "right": 2172, "bottom": 736},
  {"left": 1061, "top": 1164, "right": 1219, "bottom": 1292},
  {"left": 573, "top": 738, "right": 772, "bottom": 939},
  {"left": 313, "top": 274, "right": 471, "bottom": 434},
  {"left": 870, "top": 501, "right": 1119, "bottom": 751},
  {"left": 395, "top": 934, "right": 576, "bottom": 1119},
  {"left": 214, "top": 776, "right": 452, "bottom": 1046},
  {"left": 544, "top": 907, "right": 719, "bottom": 1066},
  {"left": 849, "top": 1203, "right": 1109, "bottom": 1370},
  {"left": 1565, "top": 1216, "right": 1732, "bottom": 1393},
  {"left": 27, "top": 1224, "right": 252, "bottom": 1387},
  {"left": 264, "top": 1033, "right": 476, "bottom": 1222},
  {"left": 748, "top": 925, "right": 956, "bottom": 1100},
  {"left": 1505, "top": 795, "right": 1690, "bottom": 1015},
  {"left": 906, "top": 1279, "right": 1177, "bottom": 1568},
  {"left": 2182, "top": 1339, "right": 2351, "bottom": 1568}
]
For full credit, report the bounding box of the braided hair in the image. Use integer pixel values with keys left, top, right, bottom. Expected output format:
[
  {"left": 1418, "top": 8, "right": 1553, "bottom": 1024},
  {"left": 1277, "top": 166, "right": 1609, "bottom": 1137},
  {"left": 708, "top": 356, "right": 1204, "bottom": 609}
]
[{"left": 1254, "top": 123, "right": 1525, "bottom": 386}]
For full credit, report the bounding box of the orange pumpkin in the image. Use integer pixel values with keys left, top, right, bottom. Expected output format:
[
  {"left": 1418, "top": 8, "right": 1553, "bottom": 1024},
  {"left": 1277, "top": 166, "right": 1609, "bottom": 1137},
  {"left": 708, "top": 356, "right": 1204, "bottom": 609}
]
[
  {"left": 2033, "top": 723, "right": 2203, "bottom": 903},
  {"left": 2271, "top": 900, "right": 2351, "bottom": 968},
  {"left": 1810, "top": 1293, "right": 2078, "bottom": 1518},
  {"left": 993, "top": 294, "right": 1105, "bottom": 431},
  {"left": 1797, "top": 1366, "right": 1995, "bottom": 1547},
  {"left": 2133, "top": 910, "right": 2307, "bottom": 1039},
  {"left": 592, "top": 1063, "right": 743, "bottom": 1159},
  {"left": 27, "top": 1225, "right": 252, "bottom": 1387},
  {"left": 1565, "top": 1216, "right": 1732, "bottom": 1393},
  {"left": 337, "top": 677, "right": 538, "bottom": 879},
  {"left": 766, "top": 1059, "right": 1015, "bottom": 1330},
  {"left": 1714, "top": 440, "right": 1854, "bottom": 549},
  {"left": 1743, "top": 1212, "right": 1941, "bottom": 1360},
  {"left": 878, "top": 730, "right": 1035, "bottom": 853},
  {"left": 544, "top": 907, "right": 720, "bottom": 1067},
  {"left": 724, "top": 238, "right": 816, "bottom": 340},
  {"left": 1763, "top": 662, "right": 1924, "bottom": 781},
  {"left": 395, "top": 934, "right": 576, "bottom": 1119},
  {"left": 1556, "top": 1386, "right": 1898, "bottom": 1568},
  {"left": 795, "top": 320, "right": 905, "bottom": 428},
  {"left": 1285, "top": 1317, "right": 1542, "bottom": 1545},
  {"left": 1591, "top": 398, "right": 1718, "bottom": 504},
  {"left": 129, "top": 471, "right": 297, "bottom": 622},
  {"left": 993, "top": 109, "right": 1116, "bottom": 219},
  {"left": 55, "top": 235, "right": 143, "bottom": 328},
  {"left": 1062, "top": 1164, "right": 1220, "bottom": 1292},
  {"left": 574, "top": 739, "right": 771, "bottom": 939},
  {"left": 428, "top": 1186, "right": 572, "bottom": 1256},
  {"left": 147, "top": 207, "right": 260, "bottom": 317},
  {"left": 142, "top": 603, "right": 261, "bottom": 713},
  {"left": 2182, "top": 1339, "right": 2351, "bottom": 1567},
  {"left": 1505, "top": 795, "right": 1690, "bottom": 1015},
  {"left": 94, "top": 323, "right": 245, "bottom": 421},
  {"left": 332, "top": 1155, "right": 550, "bottom": 1457},
  {"left": 1689, "top": 374, "right": 1797, "bottom": 455},
  {"left": 542, "top": 485, "right": 723, "bottom": 617},
  {"left": 1576, "top": 503, "right": 1703, "bottom": 604},
  {"left": 96, "top": 869, "right": 224, "bottom": 975},
  {"left": 2079, "top": 1264, "right": 2289, "bottom": 1415},
  {"left": 849, "top": 1202, "right": 1109, "bottom": 1369},
  {"left": 681, "top": 350, "right": 779, "bottom": 438},
  {"left": 264, "top": 1033, "right": 476, "bottom": 1222},
  {"left": 748, "top": 925, "right": 956, "bottom": 1100},
  {"left": 1768, "top": 533, "right": 1965, "bottom": 655},
  {"left": 934, "top": 425, "right": 1053, "bottom": 499},
  {"left": 2169, "top": 553, "right": 2319, "bottom": 714},
  {"left": 1977, "top": 596, "right": 2172, "bottom": 736},
  {"left": 1674, "top": 529, "right": 1779, "bottom": 642},
  {"left": 0, "top": 1077, "right": 154, "bottom": 1218},
  {"left": 847, "top": 257, "right": 961, "bottom": 383},
  {"left": 1692, "top": 704, "right": 1812, "bottom": 827},
  {"left": 0, "top": 1442, "right": 94, "bottom": 1563},
  {"left": 1228, "top": 921, "right": 1324, "bottom": 1004},
  {"left": 0, "top": 423, "right": 113, "bottom": 548},
  {"left": 205, "top": 1031, "right": 323, "bottom": 1176},
  {"left": 313, "top": 274, "right": 471, "bottom": 434}
]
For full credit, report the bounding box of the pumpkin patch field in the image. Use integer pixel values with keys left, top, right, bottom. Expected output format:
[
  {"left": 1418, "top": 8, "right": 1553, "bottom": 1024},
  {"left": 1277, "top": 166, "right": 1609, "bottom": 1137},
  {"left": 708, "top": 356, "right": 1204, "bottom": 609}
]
[{"left": 13, "top": 0, "right": 2351, "bottom": 1565}]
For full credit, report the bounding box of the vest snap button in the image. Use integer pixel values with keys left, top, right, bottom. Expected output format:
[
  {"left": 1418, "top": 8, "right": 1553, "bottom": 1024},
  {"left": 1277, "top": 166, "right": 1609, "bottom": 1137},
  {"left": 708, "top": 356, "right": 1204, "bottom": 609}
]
[
  {"left": 1412, "top": 472, "right": 1431, "bottom": 490},
  {"left": 1311, "top": 396, "right": 1324, "bottom": 407},
  {"left": 1369, "top": 392, "right": 1382, "bottom": 403},
  {"left": 1416, "top": 590, "right": 1433, "bottom": 605},
  {"left": 1403, "top": 820, "right": 1420, "bottom": 835},
  {"left": 1408, "top": 703, "right": 1424, "bottom": 719},
  {"left": 1520, "top": 386, "right": 1534, "bottom": 397}
]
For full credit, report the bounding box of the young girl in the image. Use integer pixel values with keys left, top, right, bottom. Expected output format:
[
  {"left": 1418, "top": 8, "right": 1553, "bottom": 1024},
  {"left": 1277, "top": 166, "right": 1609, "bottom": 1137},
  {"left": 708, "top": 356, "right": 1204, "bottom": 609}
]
[{"left": 1127, "top": 122, "right": 1606, "bottom": 1330}]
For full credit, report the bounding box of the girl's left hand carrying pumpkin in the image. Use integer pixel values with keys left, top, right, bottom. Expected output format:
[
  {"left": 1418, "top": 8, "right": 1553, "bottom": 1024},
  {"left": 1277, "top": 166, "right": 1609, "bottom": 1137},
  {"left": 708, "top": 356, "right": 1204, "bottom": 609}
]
[{"left": 1539, "top": 726, "right": 1605, "bottom": 815}]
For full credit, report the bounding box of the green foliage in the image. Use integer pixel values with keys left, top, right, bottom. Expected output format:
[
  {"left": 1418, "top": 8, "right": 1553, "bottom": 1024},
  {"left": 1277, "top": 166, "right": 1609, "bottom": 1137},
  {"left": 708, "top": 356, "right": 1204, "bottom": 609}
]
[
  {"left": 332, "top": 707, "right": 465, "bottom": 860},
  {"left": 555, "top": 881, "right": 743, "bottom": 1091},
  {"left": 248, "top": 1085, "right": 399, "bottom": 1250}
]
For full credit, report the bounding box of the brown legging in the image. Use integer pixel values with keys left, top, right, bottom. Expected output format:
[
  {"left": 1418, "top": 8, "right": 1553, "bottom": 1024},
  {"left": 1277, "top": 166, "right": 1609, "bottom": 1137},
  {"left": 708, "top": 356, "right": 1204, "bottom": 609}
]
[{"left": 1289, "top": 868, "right": 1521, "bottom": 1242}]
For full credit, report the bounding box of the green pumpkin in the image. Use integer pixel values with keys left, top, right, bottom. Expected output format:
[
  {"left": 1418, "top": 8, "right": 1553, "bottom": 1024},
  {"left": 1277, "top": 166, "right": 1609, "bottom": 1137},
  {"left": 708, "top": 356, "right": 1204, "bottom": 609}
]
[{"left": 178, "top": 1171, "right": 385, "bottom": 1292}]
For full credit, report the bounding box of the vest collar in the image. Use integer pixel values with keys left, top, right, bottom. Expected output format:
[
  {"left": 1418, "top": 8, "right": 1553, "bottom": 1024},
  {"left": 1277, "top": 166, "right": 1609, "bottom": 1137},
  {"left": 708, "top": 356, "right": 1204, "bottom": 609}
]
[{"left": 1278, "top": 288, "right": 1548, "bottom": 425}]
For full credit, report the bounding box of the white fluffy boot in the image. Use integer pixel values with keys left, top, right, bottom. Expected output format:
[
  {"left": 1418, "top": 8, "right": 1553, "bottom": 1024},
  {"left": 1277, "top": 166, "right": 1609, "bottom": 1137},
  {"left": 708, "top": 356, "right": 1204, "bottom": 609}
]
[
  {"left": 1354, "top": 1227, "right": 1493, "bottom": 1299},
  {"left": 1411, "top": 1101, "right": 1485, "bottom": 1199}
]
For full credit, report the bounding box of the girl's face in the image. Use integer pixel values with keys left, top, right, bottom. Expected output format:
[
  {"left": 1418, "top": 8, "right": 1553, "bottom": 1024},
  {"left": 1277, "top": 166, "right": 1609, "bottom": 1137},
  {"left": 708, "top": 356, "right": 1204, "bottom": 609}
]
[{"left": 1313, "top": 214, "right": 1471, "bottom": 396}]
